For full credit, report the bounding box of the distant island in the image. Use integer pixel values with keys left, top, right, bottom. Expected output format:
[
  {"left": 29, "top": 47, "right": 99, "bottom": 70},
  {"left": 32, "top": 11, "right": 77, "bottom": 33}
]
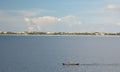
[{"left": 0, "top": 31, "right": 120, "bottom": 36}]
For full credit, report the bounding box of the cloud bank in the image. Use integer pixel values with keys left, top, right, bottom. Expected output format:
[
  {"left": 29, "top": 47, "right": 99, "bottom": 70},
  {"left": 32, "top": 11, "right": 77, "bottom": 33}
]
[{"left": 24, "top": 15, "right": 82, "bottom": 31}]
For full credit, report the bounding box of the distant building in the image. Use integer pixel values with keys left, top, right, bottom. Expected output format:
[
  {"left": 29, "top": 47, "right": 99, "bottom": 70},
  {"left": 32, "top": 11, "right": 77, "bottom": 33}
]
[
  {"left": 3, "top": 32, "right": 7, "bottom": 34},
  {"left": 95, "top": 32, "right": 105, "bottom": 36}
]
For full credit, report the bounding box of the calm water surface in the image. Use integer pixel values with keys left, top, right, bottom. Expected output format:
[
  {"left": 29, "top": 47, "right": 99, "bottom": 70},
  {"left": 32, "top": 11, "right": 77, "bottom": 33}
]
[{"left": 0, "top": 35, "right": 120, "bottom": 72}]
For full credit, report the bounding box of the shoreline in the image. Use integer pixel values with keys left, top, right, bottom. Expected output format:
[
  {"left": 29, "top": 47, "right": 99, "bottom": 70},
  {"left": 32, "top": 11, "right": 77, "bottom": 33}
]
[{"left": 0, "top": 34, "right": 120, "bottom": 37}]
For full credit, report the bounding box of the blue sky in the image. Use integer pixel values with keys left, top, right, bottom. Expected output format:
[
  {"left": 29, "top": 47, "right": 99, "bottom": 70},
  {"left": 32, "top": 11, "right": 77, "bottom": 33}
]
[{"left": 0, "top": 0, "right": 120, "bottom": 32}]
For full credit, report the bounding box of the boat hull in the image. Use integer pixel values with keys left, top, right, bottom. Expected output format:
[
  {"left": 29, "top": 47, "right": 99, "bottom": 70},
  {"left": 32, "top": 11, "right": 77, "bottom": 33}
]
[{"left": 62, "top": 63, "right": 79, "bottom": 66}]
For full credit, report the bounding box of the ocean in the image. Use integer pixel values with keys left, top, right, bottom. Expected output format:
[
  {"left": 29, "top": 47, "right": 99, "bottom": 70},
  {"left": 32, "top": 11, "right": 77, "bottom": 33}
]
[{"left": 0, "top": 35, "right": 120, "bottom": 72}]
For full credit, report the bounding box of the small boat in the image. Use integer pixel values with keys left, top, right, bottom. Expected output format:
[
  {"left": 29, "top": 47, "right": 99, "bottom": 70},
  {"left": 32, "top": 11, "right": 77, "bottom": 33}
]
[{"left": 62, "top": 62, "right": 79, "bottom": 66}]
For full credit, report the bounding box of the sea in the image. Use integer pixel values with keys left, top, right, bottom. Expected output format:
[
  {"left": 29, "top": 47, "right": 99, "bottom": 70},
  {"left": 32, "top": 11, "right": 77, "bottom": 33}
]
[{"left": 0, "top": 35, "right": 120, "bottom": 72}]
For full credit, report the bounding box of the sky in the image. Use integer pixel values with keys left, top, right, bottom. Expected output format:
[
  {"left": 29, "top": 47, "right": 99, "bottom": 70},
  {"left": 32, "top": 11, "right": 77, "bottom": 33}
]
[{"left": 0, "top": 0, "right": 120, "bottom": 32}]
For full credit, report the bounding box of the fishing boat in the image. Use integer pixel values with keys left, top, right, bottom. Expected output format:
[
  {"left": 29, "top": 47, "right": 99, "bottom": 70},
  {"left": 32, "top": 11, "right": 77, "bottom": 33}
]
[{"left": 62, "top": 62, "right": 79, "bottom": 66}]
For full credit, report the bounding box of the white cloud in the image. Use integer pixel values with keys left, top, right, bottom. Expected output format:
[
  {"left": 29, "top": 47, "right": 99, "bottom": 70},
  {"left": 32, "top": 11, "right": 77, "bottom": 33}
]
[
  {"left": 28, "top": 26, "right": 35, "bottom": 32},
  {"left": 107, "top": 5, "right": 116, "bottom": 9},
  {"left": 28, "top": 16, "right": 58, "bottom": 25},
  {"left": 106, "top": 4, "right": 120, "bottom": 11},
  {"left": 116, "top": 22, "right": 120, "bottom": 26},
  {"left": 24, "top": 15, "right": 82, "bottom": 31},
  {"left": 24, "top": 18, "right": 30, "bottom": 22},
  {"left": 0, "top": 9, "right": 46, "bottom": 31},
  {"left": 0, "top": 9, "right": 44, "bottom": 31},
  {"left": 80, "top": 4, "right": 120, "bottom": 14},
  {"left": 60, "top": 15, "right": 82, "bottom": 26}
]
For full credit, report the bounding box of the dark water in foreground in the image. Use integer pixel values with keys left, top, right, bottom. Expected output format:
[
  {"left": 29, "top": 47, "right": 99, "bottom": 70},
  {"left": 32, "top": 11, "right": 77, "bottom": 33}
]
[{"left": 0, "top": 35, "right": 120, "bottom": 72}]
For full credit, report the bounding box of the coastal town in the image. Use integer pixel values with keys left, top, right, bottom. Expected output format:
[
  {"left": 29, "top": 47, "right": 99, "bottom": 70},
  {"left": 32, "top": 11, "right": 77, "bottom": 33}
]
[{"left": 0, "top": 31, "right": 120, "bottom": 36}]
